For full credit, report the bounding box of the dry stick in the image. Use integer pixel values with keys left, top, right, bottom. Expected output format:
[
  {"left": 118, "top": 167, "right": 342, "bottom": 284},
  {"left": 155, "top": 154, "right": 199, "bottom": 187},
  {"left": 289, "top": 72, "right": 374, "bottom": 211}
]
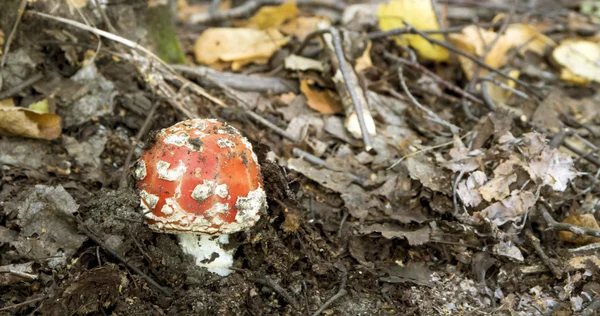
[
  {"left": 401, "top": 21, "right": 541, "bottom": 98},
  {"left": 366, "top": 21, "right": 501, "bottom": 40},
  {"left": 189, "top": 0, "right": 345, "bottom": 24},
  {"left": 255, "top": 277, "right": 299, "bottom": 310},
  {"left": 0, "top": 0, "right": 28, "bottom": 68},
  {"left": 119, "top": 100, "right": 161, "bottom": 188},
  {"left": 568, "top": 242, "right": 600, "bottom": 254},
  {"left": 323, "top": 28, "right": 375, "bottom": 153},
  {"left": 430, "top": 0, "right": 458, "bottom": 64},
  {"left": 0, "top": 296, "right": 48, "bottom": 312},
  {"left": 0, "top": 72, "right": 43, "bottom": 99},
  {"left": 397, "top": 66, "right": 460, "bottom": 133},
  {"left": 311, "top": 272, "right": 348, "bottom": 316},
  {"left": 383, "top": 52, "right": 483, "bottom": 105},
  {"left": 537, "top": 201, "right": 600, "bottom": 239},
  {"left": 171, "top": 64, "right": 297, "bottom": 94},
  {"left": 292, "top": 147, "right": 365, "bottom": 186},
  {"left": 191, "top": 66, "right": 300, "bottom": 143},
  {"left": 525, "top": 229, "right": 562, "bottom": 279},
  {"left": 75, "top": 217, "right": 174, "bottom": 296}
]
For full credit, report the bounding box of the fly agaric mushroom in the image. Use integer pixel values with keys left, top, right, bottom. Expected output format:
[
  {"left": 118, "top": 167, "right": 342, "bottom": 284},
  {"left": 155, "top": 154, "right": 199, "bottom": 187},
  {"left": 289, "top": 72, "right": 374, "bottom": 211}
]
[{"left": 133, "top": 118, "right": 266, "bottom": 276}]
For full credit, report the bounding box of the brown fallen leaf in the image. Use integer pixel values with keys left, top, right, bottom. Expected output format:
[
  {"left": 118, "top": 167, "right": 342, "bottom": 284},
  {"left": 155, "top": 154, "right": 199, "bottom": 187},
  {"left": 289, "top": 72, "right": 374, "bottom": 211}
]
[
  {"left": 450, "top": 24, "right": 555, "bottom": 79},
  {"left": 553, "top": 40, "right": 600, "bottom": 85},
  {"left": 559, "top": 214, "right": 600, "bottom": 245},
  {"left": 355, "top": 40, "right": 373, "bottom": 72},
  {"left": 194, "top": 28, "right": 289, "bottom": 70},
  {"left": 238, "top": 1, "right": 298, "bottom": 29},
  {"left": 280, "top": 16, "right": 330, "bottom": 41},
  {"left": 299, "top": 79, "right": 343, "bottom": 114},
  {"left": 0, "top": 99, "right": 61, "bottom": 140},
  {"left": 177, "top": 0, "right": 231, "bottom": 22}
]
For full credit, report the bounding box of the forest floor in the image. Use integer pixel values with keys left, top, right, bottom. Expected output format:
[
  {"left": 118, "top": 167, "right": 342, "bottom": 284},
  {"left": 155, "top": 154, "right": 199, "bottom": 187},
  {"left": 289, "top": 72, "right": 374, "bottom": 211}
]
[{"left": 1, "top": 0, "right": 600, "bottom": 315}]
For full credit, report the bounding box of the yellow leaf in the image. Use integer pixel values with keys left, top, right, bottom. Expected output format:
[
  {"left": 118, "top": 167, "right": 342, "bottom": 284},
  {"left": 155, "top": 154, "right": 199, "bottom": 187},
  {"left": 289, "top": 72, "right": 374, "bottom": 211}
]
[
  {"left": 377, "top": 0, "right": 449, "bottom": 61},
  {"left": 450, "top": 24, "right": 555, "bottom": 79},
  {"left": 355, "top": 41, "right": 373, "bottom": 72},
  {"left": 300, "top": 79, "right": 343, "bottom": 114},
  {"left": 280, "top": 16, "right": 330, "bottom": 41},
  {"left": 28, "top": 99, "right": 50, "bottom": 113},
  {"left": 559, "top": 213, "right": 600, "bottom": 245},
  {"left": 240, "top": 2, "right": 298, "bottom": 29},
  {"left": 194, "top": 28, "right": 289, "bottom": 70},
  {"left": 66, "top": 0, "right": 88, "bottom": 9},
  {"left": 484, "top": 70, "right": 520, "bottom": 107},
  {"left": 0, "top": 99, "right": 62, "bottom": 140},
  {"left": 553, "top": 40, "right": 600, "bottom": 84}
]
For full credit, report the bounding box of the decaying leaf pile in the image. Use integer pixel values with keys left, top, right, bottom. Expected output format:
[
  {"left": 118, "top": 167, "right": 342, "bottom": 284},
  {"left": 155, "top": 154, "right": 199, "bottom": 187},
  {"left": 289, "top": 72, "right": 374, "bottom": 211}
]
[{"left": 1, "top": 0, "right": 600, "bottom": 315}]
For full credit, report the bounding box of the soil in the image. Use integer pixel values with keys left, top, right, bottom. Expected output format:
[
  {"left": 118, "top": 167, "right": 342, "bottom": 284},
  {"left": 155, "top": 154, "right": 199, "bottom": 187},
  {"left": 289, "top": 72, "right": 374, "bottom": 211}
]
[{"left": 1, "top": 1, "right": 600, "bottom": 315}]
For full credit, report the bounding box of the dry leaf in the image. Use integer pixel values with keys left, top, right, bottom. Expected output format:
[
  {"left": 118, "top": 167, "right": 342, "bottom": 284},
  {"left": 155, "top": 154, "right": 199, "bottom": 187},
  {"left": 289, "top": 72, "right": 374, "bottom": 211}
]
[
  {"left": 559, "top": 214, "right": 600, "bottom": 245},
  {"left": 377, "top": 0, "right": 450, "bottom": 61},
  {"left": 177, "top": 0, "right": 231, "bottom": 21},
  {"left": 239, "top": 2, "right": 298, "bottom": 29},
  {"left": 355, "top": 40, "right": 373, "bottom": 72},
  {"left": 450, "top": 24, "right": 555, "bottom": 79},
  {"left": 300, "top": 79, "right": 343, "bottom": 114},
  {"left": 0, "top": 99, "right": 61, "bottom": 140},
  {"left": 280, "top": 16, "right": 330, "bottom": 40},
  {"left": 478, "top": 191, "right": 536, "bottom": 226},
  {"left": 359, "top": 223, "right": 431, "bottom": 246},
  {"left": 194, "top": 28, "right": 289, "bottom": 70},
  {"left": 284, "top": 55, "right": 325, "bottom": 72},
  {"left": 457, "top": 171, "right": 487, "bottom": 207},
  {"left": 553, "top": 40, "right": 600, "bottom": 84}
]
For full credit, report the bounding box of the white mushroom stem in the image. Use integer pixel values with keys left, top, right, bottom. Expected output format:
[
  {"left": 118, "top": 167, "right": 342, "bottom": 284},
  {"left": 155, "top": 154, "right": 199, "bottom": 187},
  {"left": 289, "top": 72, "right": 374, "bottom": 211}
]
[{"left": 177, "top": 233, "right": 234, "bottom": 277}]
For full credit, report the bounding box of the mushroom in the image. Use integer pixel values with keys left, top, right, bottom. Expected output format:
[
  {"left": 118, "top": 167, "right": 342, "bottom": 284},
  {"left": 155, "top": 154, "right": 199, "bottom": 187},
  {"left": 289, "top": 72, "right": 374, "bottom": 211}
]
[{"left": 133, "top": 118, "right": 267, "bottom": 276}]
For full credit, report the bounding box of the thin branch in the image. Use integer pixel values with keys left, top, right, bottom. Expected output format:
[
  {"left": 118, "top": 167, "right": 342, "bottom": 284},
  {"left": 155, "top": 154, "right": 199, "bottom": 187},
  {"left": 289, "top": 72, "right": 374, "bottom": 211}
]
[
  {"left": 255, "top": 277, "right": 299, "bottom": 310},
  {"left": 327, "top": 28, "right": 375, "bottom": 153},
  {"left": 396, "top": 66, "right": 460, "bottom": 133},
  {"left": 537, "top": 201, "right": 600, "bottom": 239},
  {"left": 188, "top": 0, "right": 345, "bottom": 24},
  {"left": 1, "top": 0, "right": 28, "bottom": 68},
  {"left": 401, "top": 21, "right": 541, "bottom": 98},
  {"left": 0, "top": 72, "right": 43, "bottom": 99},
  {"left": 525, "top": 229, "right": 562, "bottom": 279},
  {"left": 119, "top": 100, "right": 160, "bottom": 188},
  {"left": 383, "top": 52, "right": 483, "bottom": 105},
  {"left": 75, "top": 217, "right": 174, "bottom": 296},
  {"left": 292, "top": 147, "right": 365, "bottom": 186},
  {"left": 366, "top": 21, "right": 501, "bottom": 40},
  {"left": 0, "top": 296, "right": 48, "bottom": 312},
  {"left": 311, "top": 271, "right": 347, "bottom": 316}
]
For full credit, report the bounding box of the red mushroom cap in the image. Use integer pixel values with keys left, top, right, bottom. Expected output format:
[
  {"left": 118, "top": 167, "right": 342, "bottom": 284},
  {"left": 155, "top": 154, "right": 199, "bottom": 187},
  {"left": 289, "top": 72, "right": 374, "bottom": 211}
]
[{"left": 133, "top": 119, "right": 266, "bottom": 234}]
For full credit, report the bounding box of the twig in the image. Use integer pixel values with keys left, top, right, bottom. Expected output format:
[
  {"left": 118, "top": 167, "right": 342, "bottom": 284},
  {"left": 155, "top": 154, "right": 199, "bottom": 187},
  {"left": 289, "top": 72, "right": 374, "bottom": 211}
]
[
  {"left": 366, "top": 21, "right": 501, "bottom": 40},
  {"left": 322, "top": 28, "right": 376, "bottom": 153},
  {"left": 383, "top": 52, "right": 483, "bottom": 105},
  {"left": 388, "top": 131, "right": 473, "bottom": 169},
  {"left": 537, "top": 201, "right": 600, "bottom": 239},
  {"left": 75, "top": 217, "right": 174, "bottom": 296},
  {"left": 255, "top": 276, "right": 299, "bottom": 310},
  {"left": 397, "top": 66, "right": 460, "bottom": 133},
  {"left": 189, "top": 0, "right": 345, "bottom": 24},
  {"left": 119, "top": 100, "right": 160, "bottom": 188},
  {"left": 171, "top": 64, "right": 298, "bottom": 94},
  {"left": 401, "top": 21, "right": 541, "bottom": 98},
  {"left": 292, "top": 147, "right": 365, "bottom": 186},
  {"left": 525, "top": 229, "right": 562, "bottom": 278},
  {"left": 0, "top": 296, "right": 48, "bottom": 312},
  {"left": 1, "top": 0, "right": 28, "bottom": 68},
  {"left": 430, "top": 0, "right": 457, "bottom": 63},
  {"left": 311, "top": 271, "right": 348, "bottom": 316},
  {"left": 0, "top": 72, "right": 43, "bottom": 100},
  {"left": 568, "top": 242, "right": 600, "bottom": 254},
  {"left": 187, "top": 65, "right": 300, "bottom": 143},
  {"left": 581, "top": 297, "right": 600, "bottom": 316}
]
